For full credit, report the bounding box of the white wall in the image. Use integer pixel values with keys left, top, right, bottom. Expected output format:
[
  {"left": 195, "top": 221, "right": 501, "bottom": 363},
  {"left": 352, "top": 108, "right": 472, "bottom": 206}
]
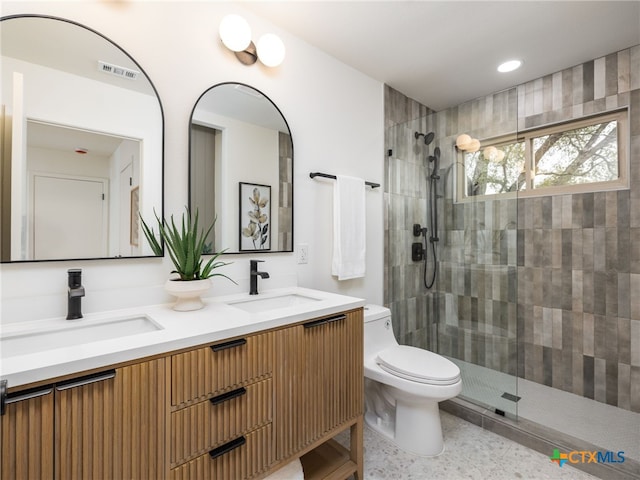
[{"left": 0, "top": 1, "right": 384, "bottom": 324}]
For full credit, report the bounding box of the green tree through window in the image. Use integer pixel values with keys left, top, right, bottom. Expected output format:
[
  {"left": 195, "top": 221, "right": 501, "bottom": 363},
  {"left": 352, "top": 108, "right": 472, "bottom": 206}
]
[{"left": 461, "top": 110, "right": 627, "bottom": 200}]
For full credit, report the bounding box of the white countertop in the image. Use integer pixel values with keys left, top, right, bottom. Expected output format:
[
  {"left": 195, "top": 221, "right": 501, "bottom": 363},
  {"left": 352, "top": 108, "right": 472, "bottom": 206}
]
[{"left": 0, "top": 287, "right": 364, "bottom": 390}]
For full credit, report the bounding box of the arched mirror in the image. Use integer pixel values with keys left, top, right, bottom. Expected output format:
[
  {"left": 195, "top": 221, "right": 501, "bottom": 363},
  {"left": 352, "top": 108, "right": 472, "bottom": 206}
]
[
  {"left": 0, "top": 15, "right": 164, "bottom": 262},
  {"left": 189, "top": 83, "right": 293, "bottom": 254}
]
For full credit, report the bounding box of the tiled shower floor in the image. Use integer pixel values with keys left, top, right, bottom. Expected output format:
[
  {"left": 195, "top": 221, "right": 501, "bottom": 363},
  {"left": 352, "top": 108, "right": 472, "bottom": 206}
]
[{"left": 449, "top": 358, "right": 640, "bottom": 463}]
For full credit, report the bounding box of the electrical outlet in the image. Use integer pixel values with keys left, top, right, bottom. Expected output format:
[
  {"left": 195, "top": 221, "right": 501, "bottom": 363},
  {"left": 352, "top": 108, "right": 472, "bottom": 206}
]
[{"left": 297, "top": 243, "right": 309, "bottom": 264}]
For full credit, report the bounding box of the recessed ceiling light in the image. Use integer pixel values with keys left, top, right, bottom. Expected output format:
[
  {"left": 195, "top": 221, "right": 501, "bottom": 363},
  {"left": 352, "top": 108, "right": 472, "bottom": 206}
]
[{"left": 497, "top": 59, "right": 522, "bottom": 73}]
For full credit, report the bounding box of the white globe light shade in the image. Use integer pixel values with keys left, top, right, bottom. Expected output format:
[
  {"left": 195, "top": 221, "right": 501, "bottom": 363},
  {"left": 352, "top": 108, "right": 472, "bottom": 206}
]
[
  {"left": 467, "top": 138, "right": 481, "bottom": 153},
  {"left": 257, "top": 33, "right": 286, "bottom": 67},
  {"left": 456, "top": 134, "right": 472, "bottom": 150},
  {"left": 495, "top": 149, "right": 506, "bottom": 162},
  {"left": 219, "top": 14, "right": 252, "bottom": 52},
  {"left": 483, "top": 146, "right": 498, "bottom": 161}
]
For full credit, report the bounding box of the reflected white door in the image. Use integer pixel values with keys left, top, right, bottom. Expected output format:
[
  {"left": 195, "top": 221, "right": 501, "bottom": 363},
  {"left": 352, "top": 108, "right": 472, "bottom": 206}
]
[
  {"left": 33, "top": 175, "right": 107, "bottom": 259},
  {"left": 119, "top": 163, "right": 133, "bottom": 255}
]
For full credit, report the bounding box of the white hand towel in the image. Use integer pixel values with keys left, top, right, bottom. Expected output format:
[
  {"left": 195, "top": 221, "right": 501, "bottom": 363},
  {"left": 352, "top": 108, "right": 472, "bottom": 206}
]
[{"left": 332, "top": 175, "right": 366, "bottom": 280}]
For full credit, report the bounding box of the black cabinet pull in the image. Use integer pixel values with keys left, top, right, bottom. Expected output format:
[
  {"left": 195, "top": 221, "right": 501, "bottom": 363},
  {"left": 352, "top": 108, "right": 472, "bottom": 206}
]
[
  {"left": 210, "top": 387, "right": 246, "bottom": 406},
  {"left": 209, "top": 436, "right": 246, "bottom": 460},
  {"left": 55, "top": 369, "right": 116, "bottom": 391},
  {"left": 4, "top": 384, "right": 53, "bottom": 413},
  {"left": 211, "top": 338, "right": 247, "bottom": 352},
  {"left": 303, "top": 314, "right": 346, "bottom": 329}
]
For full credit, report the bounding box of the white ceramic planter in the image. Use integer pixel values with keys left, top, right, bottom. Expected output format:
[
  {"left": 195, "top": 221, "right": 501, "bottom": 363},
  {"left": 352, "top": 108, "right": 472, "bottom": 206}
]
[{"left": 164, "top": 278, "right": 211, "bottom": 311}]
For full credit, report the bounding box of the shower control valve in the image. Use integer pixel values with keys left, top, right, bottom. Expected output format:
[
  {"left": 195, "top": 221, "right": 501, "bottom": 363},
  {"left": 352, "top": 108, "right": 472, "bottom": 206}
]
[{"left": 412, "top": 242, "right": 424, "bottom": 262}]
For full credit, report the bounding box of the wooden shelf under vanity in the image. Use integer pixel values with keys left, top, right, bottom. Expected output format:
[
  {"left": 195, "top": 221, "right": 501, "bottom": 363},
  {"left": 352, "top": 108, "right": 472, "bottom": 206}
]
[{"left": 300, "top": 438, "right": 358, "bottom": 480}]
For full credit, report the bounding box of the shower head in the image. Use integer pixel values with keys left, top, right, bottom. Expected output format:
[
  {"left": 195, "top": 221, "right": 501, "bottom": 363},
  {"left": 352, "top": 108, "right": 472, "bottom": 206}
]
[
  {"left": 414, "top": 131, "right": 435, "bottom": 145},
  {"left": 424, "top": 132, "right": 435, "bottom": 145}
]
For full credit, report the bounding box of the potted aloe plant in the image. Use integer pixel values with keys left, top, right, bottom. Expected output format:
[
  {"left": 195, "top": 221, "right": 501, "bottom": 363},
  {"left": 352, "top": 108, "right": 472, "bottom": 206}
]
[{"left": 140, "top": 208, "right": 235, "bottom": 311}]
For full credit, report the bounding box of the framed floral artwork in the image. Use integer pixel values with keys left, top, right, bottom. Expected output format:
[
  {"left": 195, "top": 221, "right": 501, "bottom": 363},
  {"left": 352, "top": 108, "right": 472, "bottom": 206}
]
[{"left": 239, "top": 182, "right": 271, "bottom": 251}]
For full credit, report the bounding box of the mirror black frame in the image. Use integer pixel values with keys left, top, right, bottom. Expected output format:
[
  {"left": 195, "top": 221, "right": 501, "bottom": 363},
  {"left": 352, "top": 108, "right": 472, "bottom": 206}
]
[
  {"left": 188, "top": 82, "right": 294, "bottom": 254},
  {"left": 0, "top": 14, "right": 165, "bottom": 263}
]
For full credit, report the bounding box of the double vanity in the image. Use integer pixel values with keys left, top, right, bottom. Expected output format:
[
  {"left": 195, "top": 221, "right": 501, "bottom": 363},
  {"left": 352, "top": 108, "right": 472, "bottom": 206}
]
[
  {"left": 0, "top": 288, "right": 365, "bottom": 480},
  {"left": 1, "top": 14, "right": 363, "bottom": 480}
]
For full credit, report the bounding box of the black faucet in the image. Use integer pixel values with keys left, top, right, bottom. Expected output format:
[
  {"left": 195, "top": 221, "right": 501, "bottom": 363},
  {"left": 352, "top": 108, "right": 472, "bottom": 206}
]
[
  {"left": 249, "top": 260, "right": 269, "bottom": 295},
  {"left": 67, "top": 269, "right": 85, "bottom": 320}
]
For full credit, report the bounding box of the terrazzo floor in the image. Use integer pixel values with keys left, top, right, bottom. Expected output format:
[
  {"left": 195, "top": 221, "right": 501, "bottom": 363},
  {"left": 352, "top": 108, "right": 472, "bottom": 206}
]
[{"left": 335, "top": 410, "right": 596, "bottom": 480}]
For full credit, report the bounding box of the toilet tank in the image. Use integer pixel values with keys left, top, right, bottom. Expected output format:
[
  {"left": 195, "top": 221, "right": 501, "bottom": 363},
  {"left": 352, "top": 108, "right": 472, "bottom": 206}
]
[{"left": 363, "top": 304, "right": 398, "bottom": 357}]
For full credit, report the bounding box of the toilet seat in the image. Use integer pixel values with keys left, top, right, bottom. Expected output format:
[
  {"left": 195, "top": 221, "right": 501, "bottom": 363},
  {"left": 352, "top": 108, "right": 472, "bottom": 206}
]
[{"left": 376, "top": 345, "right": 461, "bottom": 386}]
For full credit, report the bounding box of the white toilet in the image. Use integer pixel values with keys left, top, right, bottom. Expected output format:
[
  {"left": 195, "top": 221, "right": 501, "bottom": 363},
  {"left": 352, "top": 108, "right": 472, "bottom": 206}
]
[{"left": 363, "top": 304, "right": 462, "bottom": 456}]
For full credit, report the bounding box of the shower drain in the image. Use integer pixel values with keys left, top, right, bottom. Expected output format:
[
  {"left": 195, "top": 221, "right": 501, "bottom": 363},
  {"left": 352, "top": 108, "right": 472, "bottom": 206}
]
[{"left": 501, "top": 392, "right": 522, "bottom": 402}]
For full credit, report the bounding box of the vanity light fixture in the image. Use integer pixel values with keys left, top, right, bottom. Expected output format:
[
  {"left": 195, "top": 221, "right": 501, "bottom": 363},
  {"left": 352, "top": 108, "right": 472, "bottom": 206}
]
[
  {"left": 256, "top": 33, "right": 286, "bottom": 67},
  {"left": 219, "top": 14, "right": 285, "bottom": 67},
  {"left": 497, "top": 59, "right": 522, "bottom": 73},
  {"left": 455, "top": 134, "right": 481, "bottom": 153}
]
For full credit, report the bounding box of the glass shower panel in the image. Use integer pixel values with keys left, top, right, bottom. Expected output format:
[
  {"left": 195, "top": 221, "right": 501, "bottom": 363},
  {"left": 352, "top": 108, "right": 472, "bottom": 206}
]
[
  {"left": 434, "top": 89, "right": 520, "bottom": 417},
  {"left": 385, "top": 87, "right": 520, "bottom": 419},
  {"left": 437, "top": 198, "right": 519, "bottom": 416}
]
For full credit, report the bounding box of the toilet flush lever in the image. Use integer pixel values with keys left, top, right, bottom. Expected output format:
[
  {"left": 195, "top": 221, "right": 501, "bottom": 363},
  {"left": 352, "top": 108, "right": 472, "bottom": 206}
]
[{"left": 385, "top": 319, "right": 391, "bottom": 330}]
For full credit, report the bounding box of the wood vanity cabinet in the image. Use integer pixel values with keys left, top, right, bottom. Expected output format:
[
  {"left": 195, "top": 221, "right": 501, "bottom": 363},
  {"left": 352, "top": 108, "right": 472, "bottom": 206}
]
[
  {"left": 169, "top": 332, "right": 275, "bottom": 479},
  {"left": 55, "top": 359, "right": 166, "bottom": 480},
  {"left": 1, "top": 358, "right": 166, "bottom": 480},
  {"left": 275, "top": 308, "right": 364, "bottom": 479},
  {"left": 1, "top": 384, "right": 54, "bottom": 480},
  {"left": 1, "top": 306, "right": 364, "bottom": 480},
  {"left": 169, "top": 307, "right": 364, "bottom": 480}
]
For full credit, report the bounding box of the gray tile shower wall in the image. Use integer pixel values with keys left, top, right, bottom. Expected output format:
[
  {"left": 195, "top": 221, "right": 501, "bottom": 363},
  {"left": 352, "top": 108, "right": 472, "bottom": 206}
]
[{"left": 384, "top": 46, "right": 640, "bottom": 413}]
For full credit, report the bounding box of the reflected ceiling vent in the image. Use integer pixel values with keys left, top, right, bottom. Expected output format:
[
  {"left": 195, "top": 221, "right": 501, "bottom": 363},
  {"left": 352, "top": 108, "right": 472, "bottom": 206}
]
[
  {"left": 98, "top": 61, "right": 140, "bottom": 80},
  {"left": 234, "top": 84, "right": 264, "bottom": 99}
]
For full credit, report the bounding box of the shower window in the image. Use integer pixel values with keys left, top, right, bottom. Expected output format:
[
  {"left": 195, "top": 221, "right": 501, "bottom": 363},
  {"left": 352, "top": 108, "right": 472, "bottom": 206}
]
[
  {"left": 460, "top": 109, "right": 628, "bottom": 200},
  {"left": 463, "top": 136, "right": 525, "bottom": 196}
]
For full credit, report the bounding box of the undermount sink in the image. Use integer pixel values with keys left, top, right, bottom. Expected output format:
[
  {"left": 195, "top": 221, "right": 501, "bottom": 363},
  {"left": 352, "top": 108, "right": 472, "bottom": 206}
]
[
  {"left": 0, "top": 315, "right": 162, "bottom": 358},
  {"left": 227, "top": 293, "right": 321, "bottom": 313}
]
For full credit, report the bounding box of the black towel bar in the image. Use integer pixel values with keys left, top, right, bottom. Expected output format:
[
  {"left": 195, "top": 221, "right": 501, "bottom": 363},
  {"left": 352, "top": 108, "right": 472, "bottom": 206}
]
[{"left": 309, "top": 172, "right": 380, "bottom": 188}]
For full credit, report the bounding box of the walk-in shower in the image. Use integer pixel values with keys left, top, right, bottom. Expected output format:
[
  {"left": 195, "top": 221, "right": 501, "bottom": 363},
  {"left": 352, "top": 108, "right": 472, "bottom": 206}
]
[{"left": 385, "top": 56, "right": 640, "bottom": 477}]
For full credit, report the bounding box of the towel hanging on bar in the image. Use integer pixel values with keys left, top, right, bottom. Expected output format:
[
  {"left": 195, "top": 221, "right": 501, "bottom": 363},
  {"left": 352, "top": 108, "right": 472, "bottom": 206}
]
[
  {"left": 310, "top": 172, "right": 380, "bottom": 188},
  {"left": 332, "top": 175, "right": 366, "bottom": 281}
]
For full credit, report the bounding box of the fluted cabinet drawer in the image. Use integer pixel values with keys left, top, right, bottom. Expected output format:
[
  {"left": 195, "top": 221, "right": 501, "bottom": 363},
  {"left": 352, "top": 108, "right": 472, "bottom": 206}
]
[
  {"left": 171, "top": 378, "right": 272, "bottom": 467},
  {"left": 1, "top": 387, "right": 54, "bottom": 480},
  {"left": 170, "top": 424, "right": 273, "bottom": 480},
  {"left": 171, "top": 332, "right": 274, "bottom": 407}
]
